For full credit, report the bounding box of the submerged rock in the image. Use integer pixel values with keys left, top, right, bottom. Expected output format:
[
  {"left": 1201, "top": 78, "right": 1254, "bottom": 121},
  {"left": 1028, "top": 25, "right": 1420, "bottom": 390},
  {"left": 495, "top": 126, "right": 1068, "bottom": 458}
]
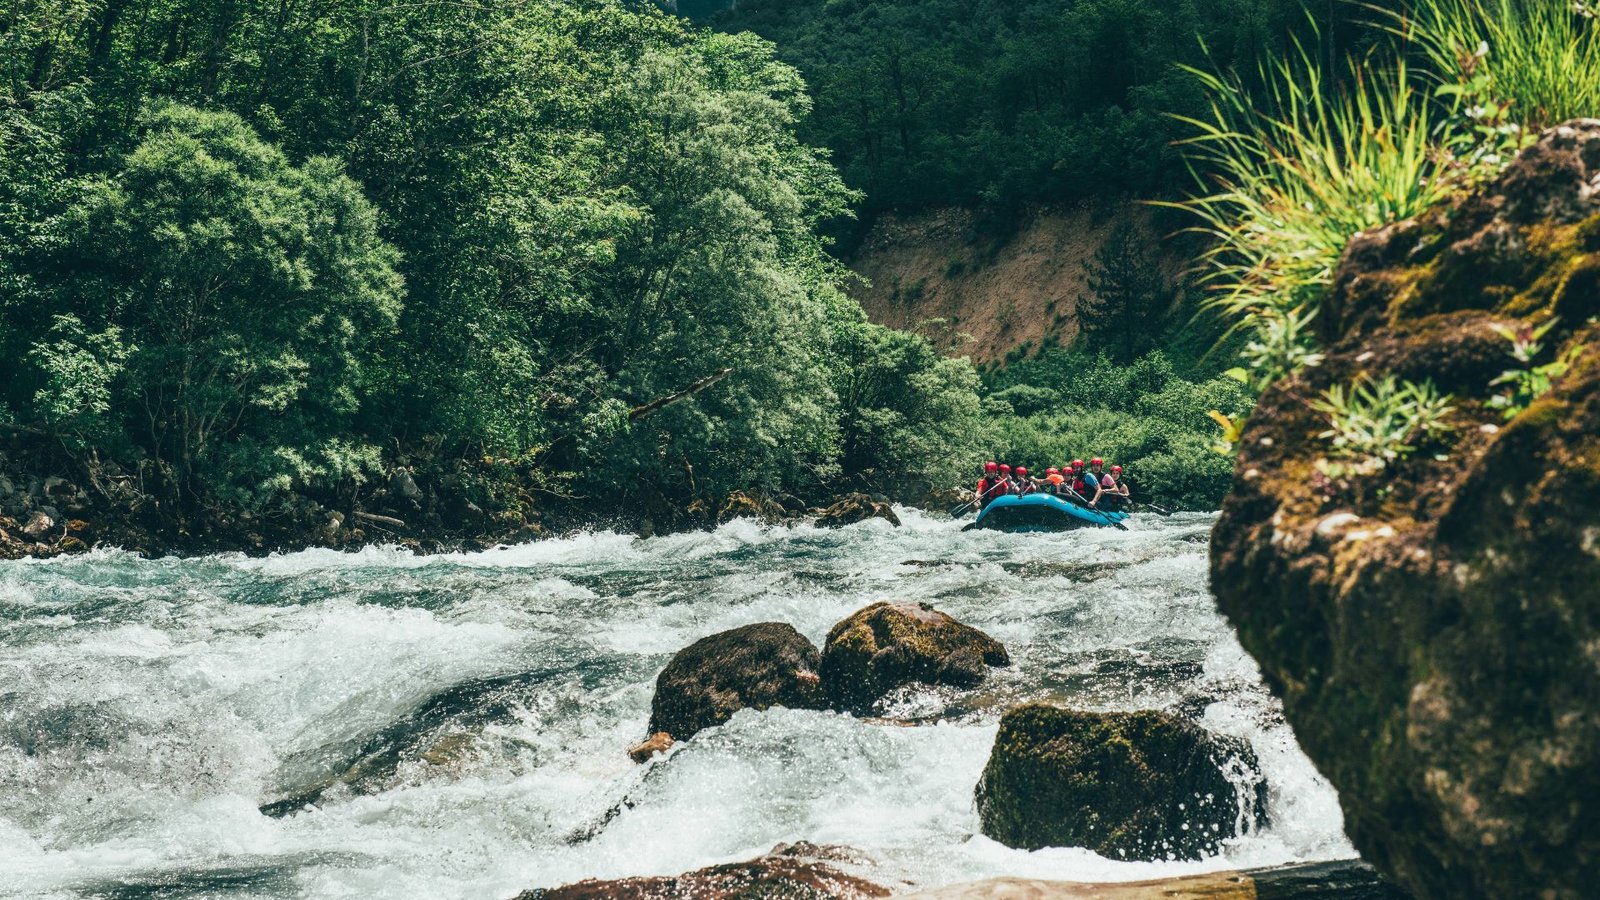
[
  {"left": 519, "top": 843, "right": 890, "bottom": 899},
  {"left": 1212, "top": 121, "right": 1600, "bottom": 898},
  {"left": 820, "top": 601, "right": 1009, "bottom": 710},
  {"left": 974, "top": 704, "right": 1266, "bottom": 860},
  {"left": 648, "top": 622, "right": 826, "bottom": 741},
  {"left": 815, "top": 493, "right": 901, "bottom": 528}
]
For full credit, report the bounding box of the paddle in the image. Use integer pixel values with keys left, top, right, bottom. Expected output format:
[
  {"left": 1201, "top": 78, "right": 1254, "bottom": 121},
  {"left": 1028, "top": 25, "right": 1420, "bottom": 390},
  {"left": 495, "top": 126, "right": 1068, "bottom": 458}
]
[
  {"left": 948, "top": 500, "right": 976, "bottom": 517},
  {"left": 1061, "top": 484, "right": 1129, "bottom": 531},
  {"left": 1140, "top": 501, "right": 1174, "bottom": 516}
]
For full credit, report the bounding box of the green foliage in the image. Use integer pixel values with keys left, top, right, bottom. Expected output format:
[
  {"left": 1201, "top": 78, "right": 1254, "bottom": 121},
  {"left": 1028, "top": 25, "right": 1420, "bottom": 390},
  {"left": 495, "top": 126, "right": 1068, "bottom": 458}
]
[
  {"left": 1174, "top": 36, "right": 1451, "bottom": 357},
  {"left": 1487, "top": 319, "right": 1585, "bottom": 420},
  {"left": 26, "top": 315, "right": 132, "bottom": 444},
  {"left": 45, "top": 103, "right": 403, "bottom": 504},
  {"left": 832, "top": 320, "right": 982, "bottom": 487},
  {"left": 719, "top": 0, "right": 1311, "bottom": 209},
  {"left": 3, "top": 0, "right": 968, "bottom": 516},
  {"left": 1395, "top": 0, "right": 1600, "bottom": 133},
  {"left": 1312, "top": 375, "right": 1454, "bottom": 477}
]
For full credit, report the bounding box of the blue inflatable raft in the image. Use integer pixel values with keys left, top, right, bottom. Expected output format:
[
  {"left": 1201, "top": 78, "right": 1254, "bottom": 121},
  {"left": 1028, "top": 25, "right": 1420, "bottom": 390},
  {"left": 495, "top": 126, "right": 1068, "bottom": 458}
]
[{"left": 970, "top": 493, "right": 1129, "bottom": 532}]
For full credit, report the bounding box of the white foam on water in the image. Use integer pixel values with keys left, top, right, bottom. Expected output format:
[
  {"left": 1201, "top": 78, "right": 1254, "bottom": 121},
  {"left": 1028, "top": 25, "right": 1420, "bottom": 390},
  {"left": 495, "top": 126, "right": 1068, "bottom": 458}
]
[{"left": 0, "top": 511, "right": 1353, "bottom": 898}]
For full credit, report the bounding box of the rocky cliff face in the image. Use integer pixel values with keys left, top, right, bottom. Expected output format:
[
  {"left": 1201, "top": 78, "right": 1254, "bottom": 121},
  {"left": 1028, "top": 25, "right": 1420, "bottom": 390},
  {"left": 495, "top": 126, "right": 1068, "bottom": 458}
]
[{"left": 1211, "top": 122, "right": 1600, "bottom": 899}]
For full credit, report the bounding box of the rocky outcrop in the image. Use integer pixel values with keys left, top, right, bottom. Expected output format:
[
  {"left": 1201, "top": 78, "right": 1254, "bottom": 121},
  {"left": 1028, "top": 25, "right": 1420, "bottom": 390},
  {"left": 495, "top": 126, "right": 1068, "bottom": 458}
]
[
  {"left": 815, "top": 493, "right": 901, "bottom": 528},
  {"left": 518, "top": 843, "right": 890, "bottom": 900},
  {"left": 974, "top": 704, "right": 1266, "bottom": 860},
  {"left": 648, "top": 622, "right": 826, "bottom": 742},
  {"left": 821, "top": 601, "right": 1009, "bottom": 710},
  {"left": 1211, "top": 121, "right": 1600, "bottom": 898}
]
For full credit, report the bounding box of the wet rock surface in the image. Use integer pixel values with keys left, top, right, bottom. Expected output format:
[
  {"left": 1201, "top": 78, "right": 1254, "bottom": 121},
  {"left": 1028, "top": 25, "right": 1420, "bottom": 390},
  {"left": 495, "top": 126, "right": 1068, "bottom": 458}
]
[
  {"left": 815, "top": 492, "right": 901, "bottom": 528},
  {"left": 974, "top": 704, "right": 1267, "bottom": 860},
  {"left": 1212, "top": 121, "right": 1600, "bottom": 898},
  {"left": 821, "top": 600, "right": 1010, "bottom": 710},
  {"left": 518, "top": 843, "right": 890, "bottom": 899},
  {"left": 648, "top": 622, "right": 826, "bottom": 741}
]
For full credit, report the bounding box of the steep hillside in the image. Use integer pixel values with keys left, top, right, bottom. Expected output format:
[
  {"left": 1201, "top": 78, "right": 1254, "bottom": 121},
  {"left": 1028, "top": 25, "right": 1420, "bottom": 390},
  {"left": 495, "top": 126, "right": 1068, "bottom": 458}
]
[{"left": 845, "top": 206, "right": 1187, "bottom": 365}]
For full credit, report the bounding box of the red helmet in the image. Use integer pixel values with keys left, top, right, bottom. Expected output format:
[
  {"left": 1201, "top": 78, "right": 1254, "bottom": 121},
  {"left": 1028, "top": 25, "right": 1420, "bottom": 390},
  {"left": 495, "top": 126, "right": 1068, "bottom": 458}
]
[
  {"left": 1046, "top": 467, "right": 1059, "bottom": 475},
  {"left": 999, "top": 464, "right": 1012, "bottom": 474},
  {"left": 985, "top": 461, "right": 998, "bottom": 473},
  {"left": 1016, "top": 467, "right": 1028, "bottom": 476},
  {"left": 1091, "top": 458, "right": 1104, "bottom": 467},
  {"left": 1112, "top": 465, "right": 1123, "bottom": 473},
  {"left": 1072, "top": 459, "right": 1084, "bottom": 469}
]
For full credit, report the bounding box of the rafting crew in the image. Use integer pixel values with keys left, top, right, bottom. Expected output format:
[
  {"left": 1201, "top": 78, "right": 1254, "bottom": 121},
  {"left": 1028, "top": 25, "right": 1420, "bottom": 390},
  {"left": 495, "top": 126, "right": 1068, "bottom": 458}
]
[{"left": 971, "top": 457, "right": 1132, "bottom": 509}]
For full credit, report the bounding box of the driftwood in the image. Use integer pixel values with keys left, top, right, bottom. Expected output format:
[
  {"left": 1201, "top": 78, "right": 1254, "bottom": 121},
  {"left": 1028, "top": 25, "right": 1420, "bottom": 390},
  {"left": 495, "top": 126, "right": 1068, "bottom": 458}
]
[
  {"left": 354, "top": 510, "right": 406, "bottom": 530},
  {"left": 628, "top": 368, "right": 734, "bottom": 421}
]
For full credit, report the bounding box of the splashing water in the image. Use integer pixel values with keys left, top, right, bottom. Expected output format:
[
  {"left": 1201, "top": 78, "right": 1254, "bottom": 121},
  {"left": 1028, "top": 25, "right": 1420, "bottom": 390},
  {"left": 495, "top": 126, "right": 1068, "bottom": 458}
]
[{"left": 0, "top": 510, "right": 1354, "bottom": 898}]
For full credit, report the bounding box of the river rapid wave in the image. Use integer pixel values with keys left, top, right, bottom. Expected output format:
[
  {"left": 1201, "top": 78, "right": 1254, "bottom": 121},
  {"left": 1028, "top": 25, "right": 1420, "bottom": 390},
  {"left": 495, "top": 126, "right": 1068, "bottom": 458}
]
[{"left": 0, "top": 509, "right": 1354, "bottom": 898}]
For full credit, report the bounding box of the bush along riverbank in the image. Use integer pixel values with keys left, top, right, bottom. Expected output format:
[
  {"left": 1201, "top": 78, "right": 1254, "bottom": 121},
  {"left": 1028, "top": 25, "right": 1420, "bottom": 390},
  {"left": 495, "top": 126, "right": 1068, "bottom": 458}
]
[{"left": 0, "top": 431, "right": 925, "bottom": 559}]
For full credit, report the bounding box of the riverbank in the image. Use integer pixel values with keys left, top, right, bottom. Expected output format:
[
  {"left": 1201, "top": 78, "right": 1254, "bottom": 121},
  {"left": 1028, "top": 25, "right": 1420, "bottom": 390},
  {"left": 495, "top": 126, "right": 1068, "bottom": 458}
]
[{"left": 0, "top": 433, "right": 935, "bottom": 560}]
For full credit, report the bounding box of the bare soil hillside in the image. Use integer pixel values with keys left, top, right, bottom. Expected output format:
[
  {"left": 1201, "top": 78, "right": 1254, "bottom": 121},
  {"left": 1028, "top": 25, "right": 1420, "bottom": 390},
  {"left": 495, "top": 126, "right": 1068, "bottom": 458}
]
[{"left": 846, "top": 205, "right": 1188, "bottom": 364}]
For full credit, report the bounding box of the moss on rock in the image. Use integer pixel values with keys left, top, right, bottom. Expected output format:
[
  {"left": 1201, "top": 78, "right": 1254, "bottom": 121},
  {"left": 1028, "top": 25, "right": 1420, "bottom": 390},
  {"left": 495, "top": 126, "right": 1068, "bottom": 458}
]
[
  {"left": 974, "top": 704, "right": 1267, "bottom": 860},
  {"left": 820, "top": 600, "right": 1009, "bottom": 710},
  {"left": 1213, "top": 121, "right": 1600, "bottom": 899}
]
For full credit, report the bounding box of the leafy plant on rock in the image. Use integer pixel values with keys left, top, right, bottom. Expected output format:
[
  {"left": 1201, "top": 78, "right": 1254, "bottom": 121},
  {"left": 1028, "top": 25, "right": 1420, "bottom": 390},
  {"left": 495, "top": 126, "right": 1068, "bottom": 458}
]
[
  {"left": 1312, "top": 375, "right": 1455, "bottom": 477},
  {"left": 1486, "top": 319, "right": 1585, "bottom": 420}
]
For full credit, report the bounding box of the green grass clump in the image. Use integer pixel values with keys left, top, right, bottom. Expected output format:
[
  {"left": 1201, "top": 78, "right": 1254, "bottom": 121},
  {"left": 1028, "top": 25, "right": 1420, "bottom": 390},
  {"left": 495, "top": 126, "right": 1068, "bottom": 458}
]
[
  {"left": 1171, "top": 36, "right": 1453, "bottom": 386},
  {"left": 1394, "top": 0, "right": 1600, "bottom": 132}
]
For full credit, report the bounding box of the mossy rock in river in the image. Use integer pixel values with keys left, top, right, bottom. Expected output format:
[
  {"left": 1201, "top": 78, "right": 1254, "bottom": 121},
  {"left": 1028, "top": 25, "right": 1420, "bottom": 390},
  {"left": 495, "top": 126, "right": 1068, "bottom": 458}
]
[
  {"left": 648, "top": 622, "right": 826, "bottom": 742},
  {"left": 1212, "top": 121, "right": 1600, "bottom": 898},
  {"left": 821, "top": 601, "right": 1009, "bottom": 710},
  {"left": 974, "top": 704, "right": 1267, "bottom": 860},
  {"left": 815, "top": 493, "right": 901, "bottom": 528}
]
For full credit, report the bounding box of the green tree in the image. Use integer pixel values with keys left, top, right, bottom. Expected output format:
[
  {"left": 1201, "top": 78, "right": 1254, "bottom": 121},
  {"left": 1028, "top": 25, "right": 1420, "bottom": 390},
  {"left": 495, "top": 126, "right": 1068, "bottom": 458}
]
[
  {"left": 45, "top": 103, "right": 402, "bottom": 504},
  {"left": 1078, "top": 220, "right": 1172, "bottom": 363}
]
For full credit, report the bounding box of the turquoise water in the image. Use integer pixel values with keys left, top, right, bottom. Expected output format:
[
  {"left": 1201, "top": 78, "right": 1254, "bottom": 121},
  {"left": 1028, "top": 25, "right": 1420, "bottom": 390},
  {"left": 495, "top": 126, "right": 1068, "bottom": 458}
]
[{"left": 0, "top": 510, "right": 1353, "bottom": 898}]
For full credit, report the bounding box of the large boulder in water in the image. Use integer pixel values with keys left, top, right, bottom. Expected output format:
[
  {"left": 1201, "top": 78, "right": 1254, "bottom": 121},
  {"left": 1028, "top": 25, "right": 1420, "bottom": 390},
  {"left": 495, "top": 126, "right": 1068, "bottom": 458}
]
[
  {"left": 519, "top": 843, "right": 890, "bottom": 899},
  {"left": 974, "top": 704, "right": 1267, "bottom": 860},
  {"left": 1211, "top": 121, "right": 1600, "bottom": 898},
  {"left": 648, "top": 622, "right": 826, "bottom": 741},
  {"left": 815, "top": 493, "right": 900, "bottom": 528},
  {"left": 821, "top": 601, "right": 1009, "bottom": 709}
]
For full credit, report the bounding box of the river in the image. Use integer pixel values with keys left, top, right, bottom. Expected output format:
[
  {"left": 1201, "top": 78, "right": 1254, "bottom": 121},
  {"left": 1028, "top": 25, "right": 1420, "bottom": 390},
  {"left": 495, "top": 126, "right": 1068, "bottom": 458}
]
[{"left": 0, "top": 509, "right": 1354, "bottom": 898}]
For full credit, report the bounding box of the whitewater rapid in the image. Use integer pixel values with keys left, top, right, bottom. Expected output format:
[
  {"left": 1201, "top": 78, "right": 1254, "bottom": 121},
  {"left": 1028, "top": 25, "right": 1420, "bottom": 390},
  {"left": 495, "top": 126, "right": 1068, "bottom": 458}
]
[{"left": 0, "top": 510, "right": 1354, "bottom": 898}]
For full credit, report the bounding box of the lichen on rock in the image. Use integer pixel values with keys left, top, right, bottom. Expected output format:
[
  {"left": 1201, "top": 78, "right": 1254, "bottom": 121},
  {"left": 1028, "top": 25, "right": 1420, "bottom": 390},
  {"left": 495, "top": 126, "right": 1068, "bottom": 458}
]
[
  {"left": 820, "top": 600, "right": 1009, "bottom": 710},
  {"left": 1212, "top": 121, "right": 1600, "bottom": 899},
  {"left": 974, "top": 704, "right": 1267, "bottom": 860}
]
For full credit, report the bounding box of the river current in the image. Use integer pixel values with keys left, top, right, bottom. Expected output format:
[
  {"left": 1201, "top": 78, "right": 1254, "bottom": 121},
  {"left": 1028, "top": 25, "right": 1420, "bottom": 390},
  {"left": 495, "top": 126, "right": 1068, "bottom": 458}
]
[{"left": 0, "top": 510, "right": 1354, "bottom": 898}]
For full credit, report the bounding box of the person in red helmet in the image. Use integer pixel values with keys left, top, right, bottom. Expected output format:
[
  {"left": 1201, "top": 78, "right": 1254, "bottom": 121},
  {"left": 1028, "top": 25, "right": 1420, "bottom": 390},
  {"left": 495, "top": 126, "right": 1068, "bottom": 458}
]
[
  {"left": 1069, "top": 459, "right": 1098, "bottom": 505},
  {"left": 974, "top": 461, "right": 1003, "bottom": 509},
  {"left": 1087, "top": 458, "right": 1110, "bottom": 508},
  {"left": 1014, "top": 466, "right": 1035, "bottom": 495},
  {"left": 1097, "top": 464, "right": 1130, "bottom": 510}
]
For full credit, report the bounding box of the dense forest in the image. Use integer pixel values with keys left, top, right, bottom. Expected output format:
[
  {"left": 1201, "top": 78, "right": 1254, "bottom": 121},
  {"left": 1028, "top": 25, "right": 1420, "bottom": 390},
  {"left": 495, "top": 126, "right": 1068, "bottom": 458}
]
[
  {"left": 7, "top": 0, "right": 1541, "bottom": 548},
  {"left": 1, "top": 0, "right": 1278, "bottom": 548},
  {"left": 711, "top": 0, "right": 1367, "bottom": 211},
  {"left": 0, "top": 0, "right": 996, "bottom": 538}
]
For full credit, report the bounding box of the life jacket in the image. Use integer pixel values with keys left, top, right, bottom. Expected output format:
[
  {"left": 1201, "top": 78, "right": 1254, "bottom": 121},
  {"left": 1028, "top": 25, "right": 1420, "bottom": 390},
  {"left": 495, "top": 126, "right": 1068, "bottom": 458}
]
[
  {"left": 975, "top": 477, "right": 993, "bottom": 499},
  {"left": 1097, "top": 473, "right": 1117, "bottom": 491}
]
